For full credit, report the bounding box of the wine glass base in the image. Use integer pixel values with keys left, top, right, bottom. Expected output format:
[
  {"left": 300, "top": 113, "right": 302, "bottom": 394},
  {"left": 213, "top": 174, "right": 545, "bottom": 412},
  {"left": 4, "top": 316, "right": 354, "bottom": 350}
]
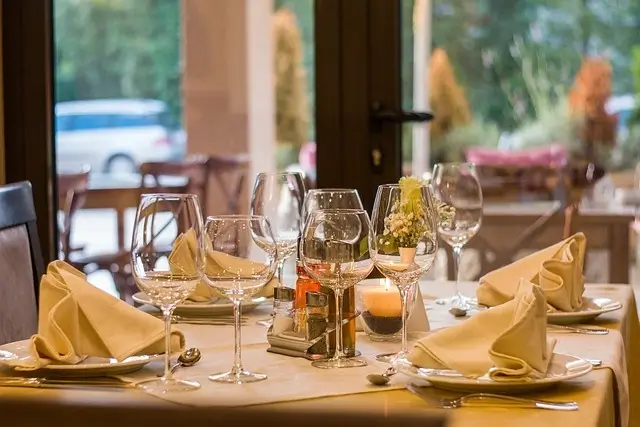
[
  {"left": 375, "top": 351, "right": 407, "bottom": 364},
  {"left": 434, "top": 293, "right": 476, "bottom": 308},
  {"left": 137, "top": 377, "right": 200, "bottom": 394},
  {"left": 311, "top": 357, "right": 368, "bottom": 369},
  {"left": 209, "top": 370, "right": 267, "bottom": 384},
  {"left": 256, "top": 318, "right": 273, "bottom": 327}
]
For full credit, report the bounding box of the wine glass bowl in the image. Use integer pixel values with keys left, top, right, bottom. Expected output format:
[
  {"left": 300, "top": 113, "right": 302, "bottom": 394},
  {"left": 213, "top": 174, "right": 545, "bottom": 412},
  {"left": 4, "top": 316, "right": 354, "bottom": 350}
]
[
  {"left": 302, "top": 189, "right": 364, "bottom": 220},
  {"left": 130, "top": 193, "right": 204, "bottom": 394},
  {"left": 431, "top": 163, "right": 483, "bottom": 308},
  {"left": 203, "top": 215, "right": 277, "bottom": 384},
  {"left": 300, "top": 209, "right": 374, "bottom": 369},
  {"left": 369, "top": 182, "right": 439, "bottom": 360}
]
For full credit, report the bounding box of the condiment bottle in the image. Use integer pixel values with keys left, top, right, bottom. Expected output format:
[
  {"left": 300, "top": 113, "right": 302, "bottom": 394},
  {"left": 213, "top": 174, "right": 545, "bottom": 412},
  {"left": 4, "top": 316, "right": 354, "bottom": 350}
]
[
  {"left": 272, "top": 287, "right": 295, "bottom": 334},
  {"left": 322, "top": 285, "right": 357, "bottom": 357},
  {"left": 305, "top": 291, "right": 329, "bottom": 356},
  {"left": 294, "top": 260, "right": 321, "bottom": 333}
]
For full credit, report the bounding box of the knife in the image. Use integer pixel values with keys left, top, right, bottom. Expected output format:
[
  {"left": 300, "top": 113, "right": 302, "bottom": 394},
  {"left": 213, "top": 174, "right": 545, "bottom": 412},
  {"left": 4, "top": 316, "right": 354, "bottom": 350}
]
[{"left": 0, "top": 376, "right": 133, "bottom": 389}]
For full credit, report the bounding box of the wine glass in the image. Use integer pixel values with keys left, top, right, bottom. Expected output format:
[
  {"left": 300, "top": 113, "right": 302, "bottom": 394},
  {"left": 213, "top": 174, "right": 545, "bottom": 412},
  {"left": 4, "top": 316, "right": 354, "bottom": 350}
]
[
  {"left": 203, "top": 215, "right": 277, "bottom": 383},
  {"left": 250, "top": 172, "right": 306, "bottom": 326},
  {"left": 302, "top": 189, "right": 363, "bottom": 220},
  {"left": 130, "top": 193, "right": 204, "bottom": 393},
  {"left": 431, "top": 163, "right": 483, "bottom": 308},
  {"left": 369, "top": 183, "right": 439, "bottom": 361},
  {"left": 300, "top": 209, "right": 374, "bottom": 369}
]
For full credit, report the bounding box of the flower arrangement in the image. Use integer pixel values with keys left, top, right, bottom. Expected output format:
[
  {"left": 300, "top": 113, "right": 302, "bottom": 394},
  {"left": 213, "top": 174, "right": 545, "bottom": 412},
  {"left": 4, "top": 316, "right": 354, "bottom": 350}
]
[{"left": 379, "top": 177, "right": 455, "bottom": 253}]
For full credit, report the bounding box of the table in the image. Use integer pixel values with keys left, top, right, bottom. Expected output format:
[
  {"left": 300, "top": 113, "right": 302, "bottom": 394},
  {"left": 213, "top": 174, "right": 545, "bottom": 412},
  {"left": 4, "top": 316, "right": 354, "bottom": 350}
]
[
  {"left": 83, "top": 173, "right": 189, "bottom": 253},
  {"left": 447, "top": 202, "right": 635, "bottom": 284},
  {"left": 1, "top": 281, "right": 637, "bottom": 427}
]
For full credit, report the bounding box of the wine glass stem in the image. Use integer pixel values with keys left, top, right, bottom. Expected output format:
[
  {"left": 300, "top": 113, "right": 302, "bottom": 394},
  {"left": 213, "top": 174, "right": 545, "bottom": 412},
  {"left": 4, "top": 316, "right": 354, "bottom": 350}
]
[
  {"left": 333, "top": 287, "right": 345, "bottom": 361},
  {"left": 162, "top": 307, "right": 173, "bottom": 382},
  {"left": 452, "top": 245, "right": 463, "bottom": 296},
  {"left": 276, "top": 259, "right": 286, "bottom": 288},
  {"left": 399, "top": 285, "right": 410, "bottom": 354},
  {"left": 232, "top": 299, "right": 244, "bottom": 375}
]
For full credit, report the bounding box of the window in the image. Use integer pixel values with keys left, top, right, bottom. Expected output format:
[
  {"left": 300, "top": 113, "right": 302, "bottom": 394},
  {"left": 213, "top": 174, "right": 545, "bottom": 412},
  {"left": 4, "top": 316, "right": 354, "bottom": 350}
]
[
  {"left": 69, "top": 114, "right": 110, "bottom": 131},
  {"left": 110, "top": 114, "right": 158, "bottom": 128}
]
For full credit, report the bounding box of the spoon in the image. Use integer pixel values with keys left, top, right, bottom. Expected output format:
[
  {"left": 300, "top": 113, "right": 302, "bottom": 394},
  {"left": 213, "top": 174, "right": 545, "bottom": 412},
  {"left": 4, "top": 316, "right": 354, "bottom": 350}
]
[
  {"left": 366, "top": 366, "right": 397, "bottom": 386},
  {"left": 157, "top": 348, "right": 202, "bottom": 377}
]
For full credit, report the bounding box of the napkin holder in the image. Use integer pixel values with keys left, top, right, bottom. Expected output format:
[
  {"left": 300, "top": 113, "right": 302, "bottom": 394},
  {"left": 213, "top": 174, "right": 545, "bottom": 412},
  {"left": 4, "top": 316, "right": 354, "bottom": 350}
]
[{"left": 266, "top": 311, "right": 362, "bottom": 360}]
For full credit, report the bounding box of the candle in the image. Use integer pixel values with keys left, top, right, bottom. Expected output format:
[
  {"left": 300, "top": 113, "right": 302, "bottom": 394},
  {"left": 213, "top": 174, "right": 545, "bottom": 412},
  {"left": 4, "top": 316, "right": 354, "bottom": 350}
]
[{"left": 360, "top": 279, "right": 402, "bottom": 317}]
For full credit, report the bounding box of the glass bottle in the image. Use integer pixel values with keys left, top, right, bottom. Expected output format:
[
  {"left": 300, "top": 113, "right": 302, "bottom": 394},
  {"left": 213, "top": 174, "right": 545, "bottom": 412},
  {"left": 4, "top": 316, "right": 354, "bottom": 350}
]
[
  {"left": 321, "top": 285, "right": 356, "bottom": 357},
  {"left": 272, "top": 287, "right": 295, "bottom": 334},
  {"left": 294, "top": 260, "right": 321, "bottom": 333},
  {"left": 305, "top": 291, "right": 329, "bottom": 356}
]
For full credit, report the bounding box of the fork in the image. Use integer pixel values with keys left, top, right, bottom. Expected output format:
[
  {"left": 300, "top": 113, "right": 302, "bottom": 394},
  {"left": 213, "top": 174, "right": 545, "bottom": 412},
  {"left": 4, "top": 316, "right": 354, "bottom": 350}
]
[
  {"left": 547, "top": 324, "right": 609, "bottom": 335},
  {"left": 439, "top": 393, "right": 579, "bottom": 411}
]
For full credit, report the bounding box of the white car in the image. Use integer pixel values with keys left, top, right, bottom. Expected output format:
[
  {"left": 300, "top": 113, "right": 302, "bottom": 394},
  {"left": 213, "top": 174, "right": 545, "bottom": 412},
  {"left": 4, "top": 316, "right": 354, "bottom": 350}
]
[{"left": 55, "top": 99, "right": 185, "bottom": 174}]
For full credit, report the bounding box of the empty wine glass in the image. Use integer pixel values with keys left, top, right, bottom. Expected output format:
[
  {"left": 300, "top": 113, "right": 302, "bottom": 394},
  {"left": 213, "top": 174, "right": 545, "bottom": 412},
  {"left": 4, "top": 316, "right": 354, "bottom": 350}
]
[
  {"left": 251, "top": 172, "right": 306, "bottom": 326},
  {"left": 431, "top": 163, "right": 483, "bottom": 308},
  {"left": 369, "top": 183, "right": 438, "bottom": 361},
  {"left": 130, "top": 193, "right": 204, "bottom": 393},
  {"left": 302, "top": 189, "right": 363, "bottom": 220},
  {"left": 203, "top": 215, "right": 277, "bottom": 383},
  {"left": 300, "top": 209, "right": 374, "bottom": 369}
]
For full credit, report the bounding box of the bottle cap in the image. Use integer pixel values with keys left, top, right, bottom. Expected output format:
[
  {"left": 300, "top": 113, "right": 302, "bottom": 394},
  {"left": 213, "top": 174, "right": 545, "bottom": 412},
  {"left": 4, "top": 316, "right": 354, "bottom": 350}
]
[
  {"left": 306, "top": 291, "right": 328, "bottom": 308},
  {"left": 274, "top": 287, "right": 295, "bottom": 301}
]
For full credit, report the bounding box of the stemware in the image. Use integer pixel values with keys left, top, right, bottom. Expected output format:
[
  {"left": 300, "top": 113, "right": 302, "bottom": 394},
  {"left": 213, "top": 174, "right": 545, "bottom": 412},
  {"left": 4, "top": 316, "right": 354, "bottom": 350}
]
[
  {"left": 130, "top": 193, "right": 204, "bottom": 393},
  {"left": 300, "top": 209, "right": 374, "bottom": 369},
  {"left": 203, "top": 215, "right": 277, "bottom": 383},
  {"left": 369, "top": 184, "right": 439, "bottom": 361},
  {"left": 431, "top": 163, "right": 483, "bottom": 308},
  {"left": 250, "top": 172, "right": 306, "bottom": 326},
  {"left": 302, "top": 188, "right": 363, "bottom": 220}
]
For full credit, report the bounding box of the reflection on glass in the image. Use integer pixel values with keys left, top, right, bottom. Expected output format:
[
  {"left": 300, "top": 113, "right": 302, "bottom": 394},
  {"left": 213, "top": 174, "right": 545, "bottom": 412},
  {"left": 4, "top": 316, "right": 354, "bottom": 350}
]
[
  {"left": 302, "top": 189, "right": 363, "bottom": 221},
  {"left": 130, "top": 193, "right": 204, "bottom": 394},
  {"left": 203, "top": 215, "right": 277, "bottom": 384}
]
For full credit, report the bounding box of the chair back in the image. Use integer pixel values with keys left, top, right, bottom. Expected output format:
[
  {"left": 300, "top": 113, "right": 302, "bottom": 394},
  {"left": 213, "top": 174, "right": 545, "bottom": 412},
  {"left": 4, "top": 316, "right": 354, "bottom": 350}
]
[
  {"left": 57, "top": 167, "right": 90, "bottom": 259},
  {"left": 0, "top": 181, "right": 44, "bottom": 345},
  {"left": 209, "top": 153, "right": 250, "bottom": 214},
  {"left": 140, "top": 156, "right": 210, "bottom": 204}
]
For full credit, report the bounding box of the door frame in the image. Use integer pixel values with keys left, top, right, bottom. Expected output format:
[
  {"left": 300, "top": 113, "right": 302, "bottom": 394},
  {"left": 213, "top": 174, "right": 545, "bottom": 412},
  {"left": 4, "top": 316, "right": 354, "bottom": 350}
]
[
  {"left": 315, "top": 0, "right": 403, "bottom": 211},
  {"left": 2, "top": 0, "right": 57, "bottom": 264}
]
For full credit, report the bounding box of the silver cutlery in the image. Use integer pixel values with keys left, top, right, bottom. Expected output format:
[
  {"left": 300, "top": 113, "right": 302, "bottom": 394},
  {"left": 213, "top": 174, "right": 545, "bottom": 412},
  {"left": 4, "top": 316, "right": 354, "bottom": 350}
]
[
  {"left": 156, "top": 347, "right": 202, "bottom": 377},
  {"left": 366, "top": 366, "right": 397, "bottom": 386},
  {"left": 407, "top": 384, "right": 578, "bottom": 411},
  {"left": 0, "top": 376, "right": 132, "bottom": 389},
  {"left": 547, "top": 324, "right": 609, "bottom": 335}
]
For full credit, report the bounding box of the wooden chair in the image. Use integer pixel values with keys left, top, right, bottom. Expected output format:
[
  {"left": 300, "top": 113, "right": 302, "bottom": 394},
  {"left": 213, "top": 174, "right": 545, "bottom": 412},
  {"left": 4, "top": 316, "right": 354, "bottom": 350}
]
[
  {"left": 57, "top": 167, "right": 90, "bottom": 260},
  {"left": 0, "top": 181, "right": 44, "bottom": 345},
  {"left": 140, "top": 155, "right": 211, "bottom": 205},
  {"left": 208, "top": 153, "right": 250, "bottom": 215}
]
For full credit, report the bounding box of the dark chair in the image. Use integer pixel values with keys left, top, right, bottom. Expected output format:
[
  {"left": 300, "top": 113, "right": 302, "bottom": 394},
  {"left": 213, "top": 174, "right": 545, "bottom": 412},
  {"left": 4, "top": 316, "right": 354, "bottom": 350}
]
[{"left": 0, "top": 181, "right": 44, "bottom": 345}]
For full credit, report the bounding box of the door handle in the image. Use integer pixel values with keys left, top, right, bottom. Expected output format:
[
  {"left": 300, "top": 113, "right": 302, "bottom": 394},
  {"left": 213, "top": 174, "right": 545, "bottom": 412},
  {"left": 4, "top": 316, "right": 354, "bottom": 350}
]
[{"left": 370, "top": 101, "right": 433, "bottom": 130}]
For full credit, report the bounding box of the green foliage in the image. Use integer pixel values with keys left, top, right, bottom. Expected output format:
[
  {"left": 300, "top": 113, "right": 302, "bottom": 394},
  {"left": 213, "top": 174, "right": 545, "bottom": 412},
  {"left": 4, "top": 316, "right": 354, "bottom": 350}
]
[
  {"left": 54, "top": 0, "right": 181, "bottom": 123},
  {"left": 431, "top": 120, "right": 501, "bottom": 165}
]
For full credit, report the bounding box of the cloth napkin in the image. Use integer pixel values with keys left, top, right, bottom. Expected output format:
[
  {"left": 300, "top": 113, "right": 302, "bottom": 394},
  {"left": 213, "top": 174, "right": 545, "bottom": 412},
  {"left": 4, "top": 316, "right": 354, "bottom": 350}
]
[
  {"left": 1, "top": 261, "right": 185, "bottom": 370},
  {"left": 168, "top": 229, "right": 277, "bottom": 302},
  {"left": 476, "top": 232, "right": 586, "bottom": 312},
  {"left": 408, "top": 280, "right": 556, "bottom": 380}
]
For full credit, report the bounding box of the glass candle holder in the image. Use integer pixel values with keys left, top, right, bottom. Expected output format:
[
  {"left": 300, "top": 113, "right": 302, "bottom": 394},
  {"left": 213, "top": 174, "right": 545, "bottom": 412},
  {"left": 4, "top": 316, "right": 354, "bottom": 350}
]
[{"left": 356, "top": 279, "right": 417, "bottom": 342}]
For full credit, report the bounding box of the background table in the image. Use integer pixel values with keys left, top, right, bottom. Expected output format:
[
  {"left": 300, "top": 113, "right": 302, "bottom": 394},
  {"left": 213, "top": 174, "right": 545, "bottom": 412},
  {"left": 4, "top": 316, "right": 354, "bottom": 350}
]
[{"left": 1, "top": 281, "right": 636, "bottom": 427}]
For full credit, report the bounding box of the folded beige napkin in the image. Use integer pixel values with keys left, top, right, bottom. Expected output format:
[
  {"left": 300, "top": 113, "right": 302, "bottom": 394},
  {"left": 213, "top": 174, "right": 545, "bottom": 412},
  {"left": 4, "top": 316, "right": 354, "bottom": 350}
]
[
  {"left": 168, "top": 229, "right": 277, "bottom": 302},
  {"left": 477, "top": 232, "right": 586, "bottom": 311},
  {"left": 1, "top": 261, "right": 185, "bottom": 370},
  {"left": 408, "top": 280, "right": 556, "bottom": 380}
]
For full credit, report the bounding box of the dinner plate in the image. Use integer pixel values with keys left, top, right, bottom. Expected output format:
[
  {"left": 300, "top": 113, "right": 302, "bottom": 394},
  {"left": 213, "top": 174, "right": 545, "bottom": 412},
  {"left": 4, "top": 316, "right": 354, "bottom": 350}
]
[
  {"left": 547, "top": 297, "right": 622, "bottom": 325},
  {"left": 0, "top": 340, "right": 161, "bottom": 377},
  {"left": 132, "top": 292, "right": 268, "bottom": 317},
  {"left": 393, "top": 352, "right": 592, "bottom": 393}
]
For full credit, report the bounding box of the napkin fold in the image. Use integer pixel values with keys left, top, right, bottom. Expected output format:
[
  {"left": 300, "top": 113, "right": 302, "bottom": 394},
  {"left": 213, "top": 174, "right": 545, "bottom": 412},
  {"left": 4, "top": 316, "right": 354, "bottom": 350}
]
[
  {"left": 477, "top": 232, "right": 586, "bottom": 312},
  {"left": 1, "top": 261, "right": 185, "bottom": 370},
  {"left": 408, "top": 280, "right": 556, "bottom": 380},
  {"left": 169, "top": 229, "right": 277, "bottom": 302}
]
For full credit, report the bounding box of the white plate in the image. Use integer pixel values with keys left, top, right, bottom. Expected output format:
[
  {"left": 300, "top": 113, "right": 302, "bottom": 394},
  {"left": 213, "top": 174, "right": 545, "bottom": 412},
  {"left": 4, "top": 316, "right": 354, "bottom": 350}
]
[
  {"left": 547, "top": 297, "right": 622, "bottom": 325},
  {"left": 132, "top": 292, "right": 268, "bottom": 317},
  {"left": 393, "top": 353, "right": 592, "bottom": 393},
  {"left": 0, "top": 340, "right": 161, "bottom": 377}
]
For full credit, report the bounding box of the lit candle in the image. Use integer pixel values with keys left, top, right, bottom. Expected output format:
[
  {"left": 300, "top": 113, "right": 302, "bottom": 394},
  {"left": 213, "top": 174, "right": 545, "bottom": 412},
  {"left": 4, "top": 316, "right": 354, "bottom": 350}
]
[{"left": 361, "top": 279, "right": 402, "bottom": 317}]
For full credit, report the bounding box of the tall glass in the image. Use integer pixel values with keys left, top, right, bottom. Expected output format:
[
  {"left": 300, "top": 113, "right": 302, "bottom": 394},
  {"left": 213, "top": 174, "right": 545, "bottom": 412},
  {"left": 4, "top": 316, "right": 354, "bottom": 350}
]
[
  {"left": 431, "top": 163, "right": 483, "bottom": 308},
  {"left": 370, "top": 184, "right": 438, "bottom": 360},
  {"left": 300, "top": 209, "right": 374, "bottom": 369},
  {"left": 130, "top": 193, "right": 204, "bottom": 393},
  {"left": 302, "top": 189, "right": 363, "bottom": 220},
  {"left": 251, "top": 172, "right": 306, "bottom": 326},
  {"left": 203, "top": 215, "right": 277, "bottom": 384}
]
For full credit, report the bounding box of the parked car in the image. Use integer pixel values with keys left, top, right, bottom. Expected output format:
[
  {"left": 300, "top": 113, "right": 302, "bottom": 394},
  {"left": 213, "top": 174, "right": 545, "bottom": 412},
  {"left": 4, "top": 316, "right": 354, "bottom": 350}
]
[{"left": 55, "top": 98, "right": 185, "bottom": 174}]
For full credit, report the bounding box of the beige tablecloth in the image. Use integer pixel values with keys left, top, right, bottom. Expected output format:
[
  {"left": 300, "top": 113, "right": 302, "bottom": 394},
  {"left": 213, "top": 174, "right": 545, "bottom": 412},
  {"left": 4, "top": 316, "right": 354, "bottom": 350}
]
[{"left": 1, "top": 281, "right": 637, "bottom": 427}]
